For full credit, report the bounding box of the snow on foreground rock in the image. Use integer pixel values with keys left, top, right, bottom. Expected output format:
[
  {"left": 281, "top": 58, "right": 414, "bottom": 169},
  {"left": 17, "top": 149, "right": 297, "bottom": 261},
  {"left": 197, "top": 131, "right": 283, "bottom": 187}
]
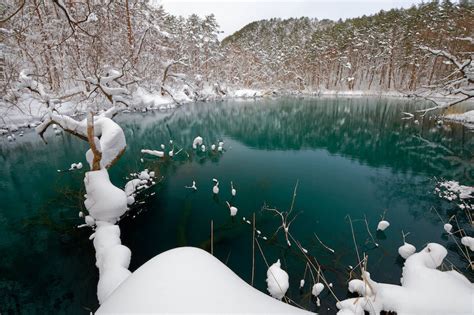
[
  {"left": 97, "top": 247, "right": 311, "bottom": 314},
  {"left": 336, "top": 243, "right": 473, "bottom": 315}
]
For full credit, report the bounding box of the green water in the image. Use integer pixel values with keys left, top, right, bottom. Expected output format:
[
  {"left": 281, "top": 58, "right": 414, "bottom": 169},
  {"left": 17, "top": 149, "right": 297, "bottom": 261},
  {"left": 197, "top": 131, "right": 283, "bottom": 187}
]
[{"left": 1, "top": 97, "right": 473, "bottom": 314}]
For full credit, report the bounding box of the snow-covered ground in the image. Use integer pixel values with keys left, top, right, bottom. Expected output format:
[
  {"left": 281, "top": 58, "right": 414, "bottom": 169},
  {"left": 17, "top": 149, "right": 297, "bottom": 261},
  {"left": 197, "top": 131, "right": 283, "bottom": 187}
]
[
  {"left": 3, "top": 86, "right": 474, "bottom": 134},
  {"left": 96, "top": 247, "right": 311, "bottom": 314}
]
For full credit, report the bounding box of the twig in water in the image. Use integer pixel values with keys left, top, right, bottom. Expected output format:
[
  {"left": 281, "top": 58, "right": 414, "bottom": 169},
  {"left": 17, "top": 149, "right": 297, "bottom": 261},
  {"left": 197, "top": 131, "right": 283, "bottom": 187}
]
[
  {"left": 289, "top": 179, "right": 299, "bottom": 216},
  {"left": 251, "top": 212, "right": 256, "bottom": 286},
  {"left": 313, "top": 233, "right": 335, "bottom": 254},
  {"left": 364, "top": 214, "right": 379, "bottom": 247},
  {"left": 346, "top": 215, "right": 361, "bottom": 265},
  {"left": 288, "top": 233, "right": 340, "bottom": 303},
  {"left": 430, "top": 207, "right": 473, "bottom": 269},
  {"left": 210, "top": 220, "right": 214, "bottom": 255}
]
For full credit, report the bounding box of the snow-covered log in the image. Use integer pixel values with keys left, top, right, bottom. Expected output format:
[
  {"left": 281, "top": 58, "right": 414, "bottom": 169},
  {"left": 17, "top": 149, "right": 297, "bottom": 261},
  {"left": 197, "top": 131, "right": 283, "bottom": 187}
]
[
  {"left": 92, "top": 222, "right": 131, "bottom": 304},
  {"left": 141, "top": 149, "right": 165, "bottom": 158},
  {"left": 36, "top": 110, "right": 126, "bottom": 169},
  {"left": 84, "top": 169, "right": 128, "bottom": 223}
]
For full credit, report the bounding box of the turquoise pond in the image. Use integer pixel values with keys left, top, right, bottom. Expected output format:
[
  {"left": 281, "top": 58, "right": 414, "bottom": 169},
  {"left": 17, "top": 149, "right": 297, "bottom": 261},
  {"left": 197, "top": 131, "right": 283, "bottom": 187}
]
[{"left": 0, "top": 97, "right": 473, "bottom": 314}]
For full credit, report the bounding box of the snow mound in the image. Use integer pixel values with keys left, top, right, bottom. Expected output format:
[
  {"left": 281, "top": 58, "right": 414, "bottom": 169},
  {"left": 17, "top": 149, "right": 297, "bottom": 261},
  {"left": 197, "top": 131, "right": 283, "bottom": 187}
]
[
  {"left": 398, "top": 242, "right": 416, "bottom": 259},
  {"left": 461, "top": 236, "right": 474, "bottom": 251},
  {"left": 192, "top": 136, "right": 203, "bottom": 149},
  {"left": 232, "top": 89, "right": 263, "bottom": 98},
  {"left": 444, "top": 110, "right": 474, "bottom": 128},
  {"left": 311, "top": 282, "right": 324, "bottom": 297},
  {"left": 133, "top": 87, "right": 175, "bottom": 109},
  {"left": 377, "top": 220, "right": 390, "bottom": 231},
  {"left": 96, "top": 247, "right": 310, "bottom": 313},
  {"left": 336, "top": 243, "right": 473, "bottom": 315},
  {"left": 444, "top": 223, "right": 453, "bottom": 234},
  {"left": 266, "top": 259, "right": 290, "bottom": 300},
  {"left": 439, "top": 181, "right": 474, "bottom": 200}
]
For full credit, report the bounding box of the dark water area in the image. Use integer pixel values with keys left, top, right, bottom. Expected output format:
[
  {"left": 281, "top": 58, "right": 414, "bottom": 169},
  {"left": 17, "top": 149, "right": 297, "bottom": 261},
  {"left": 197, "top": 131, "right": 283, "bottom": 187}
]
[{"left": 0, "top": 97, "right": 473, "bottom": 314}]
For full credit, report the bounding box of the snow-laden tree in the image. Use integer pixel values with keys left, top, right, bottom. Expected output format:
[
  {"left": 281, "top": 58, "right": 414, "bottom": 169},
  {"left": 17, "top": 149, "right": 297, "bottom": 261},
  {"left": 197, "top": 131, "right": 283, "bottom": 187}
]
[
  {"left": 0, "top": 0, "right": 225, "bottom": 119},
  {"left": 417, "top": 37, "right": 473, "bottom": 114},
  {"left": 219, "top": 1, "right": 473, "bottom": 93}
]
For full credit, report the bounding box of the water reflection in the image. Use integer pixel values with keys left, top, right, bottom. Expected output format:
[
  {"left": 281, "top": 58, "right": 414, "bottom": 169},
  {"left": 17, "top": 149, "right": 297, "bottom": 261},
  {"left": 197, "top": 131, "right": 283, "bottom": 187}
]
[
  {"left": 117, "top": 97, "right": 474, "bottom": 181},
  {"left": 0, "top": 97, "right": 473, "bottom": 314}
]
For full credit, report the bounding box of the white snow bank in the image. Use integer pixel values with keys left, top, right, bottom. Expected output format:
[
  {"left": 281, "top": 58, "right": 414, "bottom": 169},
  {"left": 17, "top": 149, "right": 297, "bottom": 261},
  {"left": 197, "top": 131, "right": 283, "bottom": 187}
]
[
  {"left": 266, "top": 259, "right": 290, "bottom": 300},
  {"left": 314, "top": 89, "right": 405, "bottom": 98},
  {"left": 438, "top": 181, "right": 474, "bottom": 200},
  {"left": 461, "top": 236, "right": 474, "bottom": 251},
  {"left": 336, "top": 243, "right": 473, "bottom": 315},
  {"left": 444, "top": 110, "right": 474, "bottom": 128},
  {"left": 97, "top": 247, "right": 310, "bottom": 313},
  {"left": 133, "top": 87, "right": 175, "bottom": 108},
  {"left": 84, "top": 170, "right": 127, "bottom": 223},
  {"left": 232, "top": 89, "right": 264, "bottom": 98}
]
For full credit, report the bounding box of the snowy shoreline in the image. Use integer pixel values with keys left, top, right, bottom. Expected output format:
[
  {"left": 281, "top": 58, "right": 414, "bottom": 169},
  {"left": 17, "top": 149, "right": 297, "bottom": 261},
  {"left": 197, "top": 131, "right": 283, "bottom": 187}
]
[{"left": 2, "top": 88, "right": 474, "bottom": 137}]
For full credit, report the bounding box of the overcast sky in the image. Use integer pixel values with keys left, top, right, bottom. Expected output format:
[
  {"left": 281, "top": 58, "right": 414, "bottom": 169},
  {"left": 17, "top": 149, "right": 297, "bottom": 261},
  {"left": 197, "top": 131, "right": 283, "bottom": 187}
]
[{"left": 160, "top": 0, "right": 425, "bottom": 39}]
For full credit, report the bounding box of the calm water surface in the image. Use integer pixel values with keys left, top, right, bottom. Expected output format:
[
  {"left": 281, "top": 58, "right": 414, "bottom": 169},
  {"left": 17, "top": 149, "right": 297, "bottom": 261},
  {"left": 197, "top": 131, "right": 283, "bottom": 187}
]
[{"left": 0, "top": 97, "right": 473, "bottom": 314}]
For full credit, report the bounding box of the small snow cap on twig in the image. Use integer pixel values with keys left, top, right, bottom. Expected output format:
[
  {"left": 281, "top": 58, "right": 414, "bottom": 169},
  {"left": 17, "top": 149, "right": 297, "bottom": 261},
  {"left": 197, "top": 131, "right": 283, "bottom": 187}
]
[
  {"left": 226, "top": 201, "right": 238, "bottom": 216},
  {"left": 212, "top": 179, "right": 219, "bottom": 194},
  {"left": 231, "top": 181, "right": 237, "bottom": 196},
  {"left": 192, "top": 136, "right": 203, "bottom": 149},
  {"left": 377, "top": 220, "right": 390, "bottom": 231},
  {"left": 312, "top": 283, "right": 325, "bottom": 297},
  {"left": 443, "top": 223, "right": 453, "bottom": 234},
  {"left": 398, "top": 242, "right": 416, "bottom": 259}
]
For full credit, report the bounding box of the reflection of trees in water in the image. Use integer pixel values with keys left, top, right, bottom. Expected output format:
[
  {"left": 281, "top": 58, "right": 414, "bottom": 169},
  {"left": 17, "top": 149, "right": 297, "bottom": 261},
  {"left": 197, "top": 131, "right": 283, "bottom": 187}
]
[
  {"left": 2, "top": 98, "right": 472, "bottom": 312},
  {"left": 126, "top": 97, "right": 474, "bottom": 183}
]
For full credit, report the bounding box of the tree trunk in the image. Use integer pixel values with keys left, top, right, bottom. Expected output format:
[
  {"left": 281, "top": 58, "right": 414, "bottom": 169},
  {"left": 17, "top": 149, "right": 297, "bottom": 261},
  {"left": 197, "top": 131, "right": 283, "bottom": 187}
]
[
  {"left": 87, "top": 112, "right": 102, "bottom": 171},
  {"left": 125, "top": 0, "right": 134, "bottom": 48}
]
